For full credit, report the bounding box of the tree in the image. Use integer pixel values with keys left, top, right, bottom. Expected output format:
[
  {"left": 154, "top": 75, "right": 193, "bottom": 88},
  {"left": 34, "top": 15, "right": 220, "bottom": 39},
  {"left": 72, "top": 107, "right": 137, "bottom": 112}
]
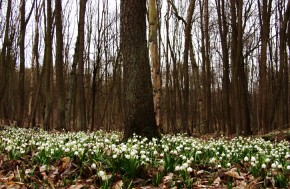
[
  {"left": 199, "top": 0, "right": 211, "bottom": 134},
  {"left": 230, "top": 0, "right": 252, "bottom": 135},
  {"left": 66, "top": 0, "right": 87, "bottom": 131},
  {"left": 181, "top": 0, "right": 195, "bottom": 134},
  {"left": 120, "top": 0, "right": 160, "bottom": 140},
  {"left": 76, "top": 0, "right": 87, "bottom": 131},
  {"left": 55, "top": 0, "right": 66, "bottom": 130},
  {"left": 257, "top": 0, "right": 272, "bottom": 133},
  {"left": 215, "top": 0, "right": 231, "bottom": 134},
  {"left": 149, "top": 0, "right": 162, "bottom": 130},
  {"left": 0, "top": 0, "right": 12, "bottom": 125},
  {"left": 43, "top": 0, "right": 53, "bottom": 130}
]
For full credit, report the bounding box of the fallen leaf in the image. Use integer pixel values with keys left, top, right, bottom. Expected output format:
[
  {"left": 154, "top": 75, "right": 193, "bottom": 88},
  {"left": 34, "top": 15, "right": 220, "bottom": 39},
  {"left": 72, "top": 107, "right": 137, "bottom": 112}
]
[
  {"left": 112, "top": 180, "right": 123, "bottom": 189},
  {"left": 39, "top": 165, "right": 47, "bottom": 173},
  {"left": 59, "top": 157, "right": 71, "bottom": 174},
  {"left": 197, "top": 170, "right": 205, "bottom": 175},
  {"left": 162, "top": 172, "right": 173, "bottom": 183},
  {"left": 245, "top": 179, "right": 258, "bottom": 189},
  {"left": 68, "top": 184, "right": 84, "bottom": 189},
  {"left": 235, "top": 180, "right": 247, "bottom": 188},
  {"left": 212, "top": 177, "right": 221, "bottom": 187},
  {"left": 225, "top": 170, "right": 244, "bottom": 180}
]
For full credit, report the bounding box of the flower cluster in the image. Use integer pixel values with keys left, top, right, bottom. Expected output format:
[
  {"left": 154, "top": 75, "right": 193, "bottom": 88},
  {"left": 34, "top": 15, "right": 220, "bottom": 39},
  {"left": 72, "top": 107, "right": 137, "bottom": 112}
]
[{"left": 0, "top": 126, "right": 289, "bottom": 187}]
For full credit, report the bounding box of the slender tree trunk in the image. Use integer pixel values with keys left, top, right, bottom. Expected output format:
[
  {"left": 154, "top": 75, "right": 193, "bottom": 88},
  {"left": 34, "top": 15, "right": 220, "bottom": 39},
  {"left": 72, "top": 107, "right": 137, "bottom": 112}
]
[
  {"left": 199, "top": 0, "right": 208, "bottom": 134},
  {"left": 230, "top": 0, "right": 252, "bottom": 135},
  {"left": 258, "top": 0, "right": 272, "bottom": 133},
  {"left": 28, "top": 1, "right": 41, "bottom": 127},
  {"left": 181, "top": 0, "right": 195, "bottom": 134},
  {"left": 43, "top": 0, "right": 53, "bottom": 130},
  {"left": 76, "top": 0, "right": 87, "bottom": 131},
  {"left": 18, "top": 0, "right": 26, "bottom": 127},
  {"left": 216, "top": 0, "right": 232, "bottom": 134},
  {"left": 204, "top": 0, "right": 212, "bottom": 133},
  {"left": 149, "top": 0, "right": 162, "bottom": 130},
  {"left": 55, "top": 0, "right": 66, "bottom": 130}
]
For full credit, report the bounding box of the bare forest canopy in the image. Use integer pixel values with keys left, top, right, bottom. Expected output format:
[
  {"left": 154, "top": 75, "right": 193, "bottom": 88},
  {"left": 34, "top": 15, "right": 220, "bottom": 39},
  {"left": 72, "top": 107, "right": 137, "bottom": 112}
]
[{"left": 0, "top": 0, "right": 290, "bottom": 135}]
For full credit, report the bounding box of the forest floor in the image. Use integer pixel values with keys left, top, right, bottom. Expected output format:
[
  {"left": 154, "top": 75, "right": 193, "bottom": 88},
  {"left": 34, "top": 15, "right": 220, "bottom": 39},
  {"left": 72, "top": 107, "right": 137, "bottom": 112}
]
[{"left": 0, "top": 126, "right": 289, "bottom": 189}]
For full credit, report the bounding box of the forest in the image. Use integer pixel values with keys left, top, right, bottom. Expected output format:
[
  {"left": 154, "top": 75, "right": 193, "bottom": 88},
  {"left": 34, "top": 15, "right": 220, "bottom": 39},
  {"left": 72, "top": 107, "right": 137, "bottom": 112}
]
[
  {"left": 0, "top": 0, "right": 290, "bottom": 135},
  {"left": 0, "top": 0, "right": 290, "bottom": 188}
]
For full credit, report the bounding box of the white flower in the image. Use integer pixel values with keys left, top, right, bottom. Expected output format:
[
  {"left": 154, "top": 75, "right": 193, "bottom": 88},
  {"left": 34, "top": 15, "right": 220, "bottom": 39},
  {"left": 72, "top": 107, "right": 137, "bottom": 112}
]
[
  {"left": 125, "top": 154, "right": 130, "bottom": 159},
  {"left": 277, "top": 164, "right": 282, "bottom": 169},
  {"left": 261, "top": 163, "right": 267, "bottom": 169},
  {"left": 91, "top": 163, "right": 97, "bottom": 169},
  {"left": 271, "top": 163, "right": 276, "bottom": 169},
  {"left": 130, "top": 150, "right": 137, "bottom": 157},
  {"left": 182, "top": 163, "right": 189, "bottom": 169},
  {"left": 196, "top": 151, "right": 202, "bottom": 155},
  {"left": 141, "top": 154, "right": 147, "bottom": 159},
  {"left": 244, "top": 156, "right": 249, "bottom": 161},
  {"left": 227, "top": 163, "right": 231, "bottom": 167},
  {"left": 265, "top": 158, "right": 270, "bottom": 163},
  {"left": 175, "top": 165, "right": 180, "bottom": 171},
  {"left": 210, "top": 157, "right": 216, "bottom": 163},
  {"left": 112, "top": 154, "right": 117, "bottom": 159},
  {"left": 217, "top": 164, "right": 222, "bottom": 168},
  {"left": 74, "top": 151, "right": 79, "bottom": 156},
  {"left": 5, "top": 145, "right": 12, "bottom": 151},
  {"left": 187, "top": 167, "right": 193, "bottom": 172},
  {"left": 98, "top": 170, "right": 105, "bottom": 177},
  {"left": 251, "top": 156, "right": 256, "bottom": 162},
  {"left": 287, "top": 165, "right": 290, "bottom": 170}
]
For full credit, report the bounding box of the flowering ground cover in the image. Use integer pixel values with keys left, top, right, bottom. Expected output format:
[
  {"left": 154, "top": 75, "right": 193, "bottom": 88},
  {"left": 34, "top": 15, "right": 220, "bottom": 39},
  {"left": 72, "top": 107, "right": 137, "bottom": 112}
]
[{"left": 0, "top": 126, "right": 289, "bottom": 188}]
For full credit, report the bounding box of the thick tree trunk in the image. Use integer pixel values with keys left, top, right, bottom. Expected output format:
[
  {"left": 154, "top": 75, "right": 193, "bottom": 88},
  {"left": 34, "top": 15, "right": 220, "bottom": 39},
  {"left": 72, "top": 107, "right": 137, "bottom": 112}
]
[
  {"left": 121, "top": 0, "right": 160, "bottom": 140},
  {"left": 0, "top": 0, "right": 11, "bottom": 112}
]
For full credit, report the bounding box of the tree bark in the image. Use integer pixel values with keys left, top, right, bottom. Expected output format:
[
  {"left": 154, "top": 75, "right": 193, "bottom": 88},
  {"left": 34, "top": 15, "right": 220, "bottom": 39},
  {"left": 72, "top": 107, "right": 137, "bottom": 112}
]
[
  {"left": 55, "top": 0, "right": 66, "bottom": 130},
  {"left": 76, "top": 0, "right": 87, "bottom": 131},
  {"left": 258, "top": 0, "right": 272, "bottom": 133},
  {"left": 149, "top": 0, "right": 162, "bottom": 130},
  {"left": 43, "top": 0, "right": 53, "bottom": 130},
  {"left": 181, "top": 0, "right": 195, "bottom": 134},
  {"left": 121, "top": 0, "right": 160, "bottom": 140},
  {"left": 216, "top": 0, "right": 232, "bottom": 134}
]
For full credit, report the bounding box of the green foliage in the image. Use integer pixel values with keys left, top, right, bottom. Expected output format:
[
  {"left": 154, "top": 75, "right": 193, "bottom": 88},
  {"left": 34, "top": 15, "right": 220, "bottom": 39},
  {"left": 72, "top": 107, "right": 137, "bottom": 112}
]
[{"left": 0, "top": 127, "right": 289, "bottom": 188}]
